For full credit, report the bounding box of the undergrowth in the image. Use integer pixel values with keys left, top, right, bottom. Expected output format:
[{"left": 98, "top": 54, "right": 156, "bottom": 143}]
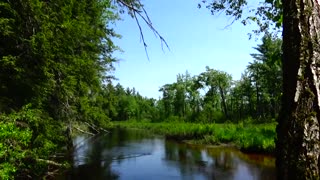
[{"left": 113, "top": 121, "right": 276, "bottom": 154}]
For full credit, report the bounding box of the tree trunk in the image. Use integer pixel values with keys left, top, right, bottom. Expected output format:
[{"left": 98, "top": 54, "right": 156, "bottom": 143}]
[
  {"left": 255, "top": 78, "right": 261, "bottom": 118},
  {"left": 277, "top": 0, "right": 320, "bottom": 179},
  {"left": 218, "top": 86, "right": 229, "bottom": 119},
  {"left": 240, "top": 98, "right": 243, "bottom": 120},
  {"left": 270, "top": 94, "right": 276, "bottom": 119},
  {"left": 248, "top": 94, "right": 253, "bottom": 117}
]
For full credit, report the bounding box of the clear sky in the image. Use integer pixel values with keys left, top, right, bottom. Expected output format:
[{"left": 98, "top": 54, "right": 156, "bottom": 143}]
[{"left": 111, "top": 0, "right": 261, "bottom": 99}]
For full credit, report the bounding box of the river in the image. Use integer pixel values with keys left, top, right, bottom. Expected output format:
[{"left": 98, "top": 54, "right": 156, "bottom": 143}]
[{"left": 59, "top": 128, "right": 275, "bottom": 180}]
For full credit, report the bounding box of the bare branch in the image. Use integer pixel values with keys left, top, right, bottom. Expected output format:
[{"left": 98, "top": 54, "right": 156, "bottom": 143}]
[
  {"left": 36, "top": 159, "right": 64, "bottom": 167},
  {"left": 131, "top": 6, "right": 150, "bottom": 60},
  {"left": 115, "top": 0, "right": 170, "bottom": 58},
  {"left": 73, "top": 126, "right": 95, "bottom": 136},
  {"left": 134, "top": 6, "right": 170, "bottom": 50},
  {"left": 84, "top": 121, "right": 109, "bottom": 134}
]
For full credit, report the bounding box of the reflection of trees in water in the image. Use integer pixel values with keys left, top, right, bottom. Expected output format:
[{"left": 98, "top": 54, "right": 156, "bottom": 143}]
[
  {"left": 206, "top": 148, "right": 276, "bottom": 180},
  {"left": 210, "top": 151, "right": 236, "bottom": 171},
  {"left": 67, "top": 134, "right": 119, "bottom": 180},
  {"left": 164, "top": 140, "right": 218, "bottom": 179},
  {"left": 164, "top": 142, "right": 275, "bottom": 180},
  {"left": 258, "top": 167, "right": 276, "bottom": 180},
  {"left": 67, "top": 129, "right": 156, "bottom": 179},
  {"left": 103, "top": 128, "right": 150, "bottom": 148},
  {"left": 70, "top": 161, "right": 119, "bottom": 180},
  {"left": 66, "top": 129, "right": 275, "bottom": 180}
]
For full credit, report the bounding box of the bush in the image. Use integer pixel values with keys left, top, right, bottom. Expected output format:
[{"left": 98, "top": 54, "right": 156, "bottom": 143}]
[
  {"left": 0, "top": 105, "right": 68, "bottom": 179},
  {"left": 0, "top": 121, "right": 32, "bottom": 179}
]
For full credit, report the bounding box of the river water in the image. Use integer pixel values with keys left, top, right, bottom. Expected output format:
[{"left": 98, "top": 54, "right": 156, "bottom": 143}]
[{"left": 60, "top": 128, "right": 275, "bottom": 180}]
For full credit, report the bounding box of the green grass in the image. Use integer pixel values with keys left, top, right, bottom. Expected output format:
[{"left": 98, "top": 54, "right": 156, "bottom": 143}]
[{"left": 113, "top": 121, "right": 276, "bottom": 154}]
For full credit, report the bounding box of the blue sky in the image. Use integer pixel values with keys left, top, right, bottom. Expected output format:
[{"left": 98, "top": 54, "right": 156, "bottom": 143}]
[{"left": 111, "top": 0, "right": 261, "bottom": 99}]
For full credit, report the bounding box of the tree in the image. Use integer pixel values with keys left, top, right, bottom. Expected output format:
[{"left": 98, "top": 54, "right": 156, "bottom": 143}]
[
  {"left": 0, "top": 0, "right": 168, "bottom": 178},
  {"left": 0, "top": 0, "right": 121, "bottom": 178},
  {"left": 277, "top": 1, "right": 320, "bottom": 178},
  {"left": 188, "top": 75, "right": 202, "bottom": 120},
  {"left": 249, "top": 35, "right": 282, "bottom": 120},
  {"left": 200, "top": 0, "right": 320, "bottom": 178},
  {"left": 159, "top": 84, "right": 175, "bottom": 118},
  {"left": 229, "top": 72, "right": 255, "bottom": 120},
  {"left": 198, "top": 67, "right": 232, "bottom": 120}
]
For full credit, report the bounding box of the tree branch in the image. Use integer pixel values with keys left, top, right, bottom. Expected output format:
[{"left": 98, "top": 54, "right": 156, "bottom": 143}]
[
  {"left": 73, "top": 126, "right": 95, "bottom": 136},
  {"left": 115, "top": 0, "right": 170, "bottom": 60},
  {"left": 36, "top": 159, "right": 64, "bottom": 167},
  {"left": 84, "top": 122, "right": 110, "bottom": 134}
]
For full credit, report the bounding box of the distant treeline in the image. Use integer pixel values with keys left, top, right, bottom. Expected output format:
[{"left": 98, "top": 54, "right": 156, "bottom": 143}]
[{"left": 109, "top": 35, "right": 282, "bottom": 124}]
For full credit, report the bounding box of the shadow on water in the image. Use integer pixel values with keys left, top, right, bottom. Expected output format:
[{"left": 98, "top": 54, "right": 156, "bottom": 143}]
[{"left": 58, "top": 128, "right": 275, "bottom": 180}]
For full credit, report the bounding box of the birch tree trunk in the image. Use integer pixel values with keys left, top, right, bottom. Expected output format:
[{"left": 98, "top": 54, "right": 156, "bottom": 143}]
[{"left": 277, "top": 0, "right": 320, "bottom": 179}]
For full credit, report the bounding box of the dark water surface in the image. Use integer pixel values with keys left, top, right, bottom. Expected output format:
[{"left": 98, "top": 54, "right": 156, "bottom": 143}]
[{"left": 60, "top": 128, "right": 275, "bottom": 180}]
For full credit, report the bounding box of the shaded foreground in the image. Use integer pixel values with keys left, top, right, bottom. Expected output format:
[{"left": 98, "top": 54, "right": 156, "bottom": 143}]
[
  {"left": 114, "top": 122, "right": 276, "bottom": 154},
  {"left": 60, "top": 128, "right": 275, "bottom": 179}
]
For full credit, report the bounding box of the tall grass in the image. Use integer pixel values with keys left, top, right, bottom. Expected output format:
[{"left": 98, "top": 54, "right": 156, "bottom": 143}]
[{"left": 113, "top": 121, "right": 276, "bottom": 154}]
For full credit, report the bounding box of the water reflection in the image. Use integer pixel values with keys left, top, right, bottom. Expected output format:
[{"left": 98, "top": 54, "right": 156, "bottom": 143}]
[{"left": 59, "top": 128, "right": 275, "bottom": 180}]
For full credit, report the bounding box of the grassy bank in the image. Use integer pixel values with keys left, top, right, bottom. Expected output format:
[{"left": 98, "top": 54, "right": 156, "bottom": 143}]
[{"left": 113, "top": 121, "right": 276, "bottom": 154}]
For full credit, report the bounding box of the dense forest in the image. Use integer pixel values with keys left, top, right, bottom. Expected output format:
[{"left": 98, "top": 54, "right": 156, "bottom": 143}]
[
  {"left": 1, "top": 0, "right": 320, "bottom": 179},
  {"left": 0, "top": 0, "right": 123, "bottom": 178}
]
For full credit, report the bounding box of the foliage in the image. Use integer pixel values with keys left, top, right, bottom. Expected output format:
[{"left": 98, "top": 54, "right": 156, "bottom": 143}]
[
  {"left": 0, "top": 0, "right": 124, "bottom": 178},
  {"left": 0, "top": 105, "right": 69, "bottom": 179},
  {"left": 132, "top": 35, "right": 282, "bottom": 124},
  {"left": 107, "top": 35, "right": 282, "bottom": 127},
  {"left": 0, "top": 115, "right": 31, "bottom": 179},
  {"left": 198, "top": 0, "right": 283, "bottom": 36},
  {"left": 114, "top": 121, "right": 276, "bottom": 154},
  {"left": 0, "top": 0, "right": 286, "bottom": 178}
]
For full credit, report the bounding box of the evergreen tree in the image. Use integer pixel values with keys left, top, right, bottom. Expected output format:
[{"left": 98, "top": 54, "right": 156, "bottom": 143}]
[{"left": 0, "top": 0, "right": 120, "bottom": 178}]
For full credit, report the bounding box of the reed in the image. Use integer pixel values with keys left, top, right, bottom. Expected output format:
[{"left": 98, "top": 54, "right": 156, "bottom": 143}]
[{"left": 113, "top": 121, "right": 276, "bottom": 154}]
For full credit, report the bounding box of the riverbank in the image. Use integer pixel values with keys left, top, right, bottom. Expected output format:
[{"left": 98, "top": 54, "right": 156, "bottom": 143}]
[
  {"left": 113, "top": 121, "right": 276, "bottom": 154},
  {"left": 63, "top": 128, "right": 276, "bottom": 179}
]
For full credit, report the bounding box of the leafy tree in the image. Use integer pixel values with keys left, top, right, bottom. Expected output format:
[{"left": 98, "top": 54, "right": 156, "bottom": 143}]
[
  {"left": 226, "top": 35, "right": 282, "bottom": 122},
  {"left": 0, "top": 0, "right": 120, "bottom": 178},
  {"left": 229, "top": 72, "right": 255, "bottom": 120},
  {"left": 159, "top": 84, "right": 175, "bottom": 118},
  {"left": 101, "top": 83, "right": 119, "bottom": 120},
  {"left": 187, "top": 76, "right": 203, "bottom": 120},
  {"left": 198, "top": 66, "right": 232, "bottom": 120},
  {"left": 248, "top": 34, "right": 282, "bottom": 120},
  {"left": 199, "top": 0, "right": 320, "bottom": 178},
  {"left": 0, "top": 0, "right": 167, "bottom": 178}
]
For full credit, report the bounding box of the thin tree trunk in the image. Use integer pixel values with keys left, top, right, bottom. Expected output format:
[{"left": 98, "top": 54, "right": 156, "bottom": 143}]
[
  {"left": 277, "top": 0, "right": 320, "bottom": 179},
  {"left": 270, "top": 94, "right": 276, "bottom": 119},
  {"left": 218, "top": 86, "right": 228, "bottom": 119},
  {"left": 240, "top": 98, "right": 243, "bottom": 120},
  {"left": 248, "top": 94, "right": 253, "bottom": 117},
  {"left": 255, "top": 79, "right": 261, "bottom": 118}
]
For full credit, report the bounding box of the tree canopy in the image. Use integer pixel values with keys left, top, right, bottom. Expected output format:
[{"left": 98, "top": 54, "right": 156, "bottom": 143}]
[{"left": 0, "top": 0, "right": 125, "bottom": 178}]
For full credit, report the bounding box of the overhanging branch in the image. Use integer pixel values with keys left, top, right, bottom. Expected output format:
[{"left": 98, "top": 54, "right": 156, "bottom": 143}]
[{"left": 115, "top": 0, "right": 170, "bottom": 60}]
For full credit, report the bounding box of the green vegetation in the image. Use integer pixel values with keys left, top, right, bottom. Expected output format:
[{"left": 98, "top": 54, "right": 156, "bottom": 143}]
[
  {"left": 0, "top": 0, "right": 145, "bottom": 179},
  {"left": 105, "top": 34, "right": 280, "bottom": 159},
  {"left": 106, "top": 35, "right": 282, "bottom": 125},
  {"left": 2, "top": 0, "right": 317, "bottom": 178},
  {"left": 0, "top": 1, "right": 281, "bottom": 177},
  {"left": 155, "top": 35, "right": 282, "bottom": 123},
  {"left": 114, "top": 121, "right": 276, "bottom": 154},
  {"left": 201, "top": 0, "right": 320, "bottom": 178}
]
